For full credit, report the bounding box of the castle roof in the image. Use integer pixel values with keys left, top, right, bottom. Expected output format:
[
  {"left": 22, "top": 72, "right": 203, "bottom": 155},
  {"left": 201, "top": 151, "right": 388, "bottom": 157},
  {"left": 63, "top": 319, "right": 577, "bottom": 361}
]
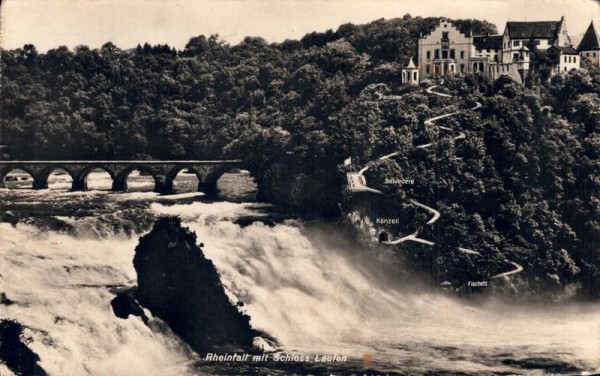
[
  {"left": 578, "top": 21, "right": 600, "bottom": 51},
  {"left": 552, "top": 46, "right": 578, "bottom": 55},
  {"left": 505, "top": 19, "right": 563, "bottom": 39},
  {"left": 472, "top": 35, "right": 503, "bottom": 50}
]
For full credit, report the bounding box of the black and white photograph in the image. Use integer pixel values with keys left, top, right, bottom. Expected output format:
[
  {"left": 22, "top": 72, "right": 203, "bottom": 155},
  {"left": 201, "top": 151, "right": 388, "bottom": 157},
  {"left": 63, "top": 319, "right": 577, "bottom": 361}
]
[{"left": 0, "top": 0, "right": 599, "bottom": 374}]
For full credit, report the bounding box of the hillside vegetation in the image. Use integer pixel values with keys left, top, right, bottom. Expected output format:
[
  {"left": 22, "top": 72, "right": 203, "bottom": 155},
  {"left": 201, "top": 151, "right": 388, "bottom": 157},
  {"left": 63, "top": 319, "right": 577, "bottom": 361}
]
[{"left": 1, "top": 16, "right": 599, "bottom": 298}]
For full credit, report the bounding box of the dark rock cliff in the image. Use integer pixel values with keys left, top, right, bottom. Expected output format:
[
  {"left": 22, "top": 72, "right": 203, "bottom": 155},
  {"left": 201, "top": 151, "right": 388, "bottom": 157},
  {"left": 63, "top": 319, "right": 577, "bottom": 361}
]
[
  {"left": 0, "top": 319, "right": 47, "bottom": 376},
  {"left": 133, "top": 217, "right": 257, "bottom": 354}
]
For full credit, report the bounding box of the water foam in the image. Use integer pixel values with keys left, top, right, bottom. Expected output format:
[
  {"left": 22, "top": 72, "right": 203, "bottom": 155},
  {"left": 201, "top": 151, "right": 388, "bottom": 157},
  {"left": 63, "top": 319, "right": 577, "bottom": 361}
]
[
  {"left": 0, "top": 223, "right": 191, "bottom": 375},
  {"left": 151, "top": 201, "right": 600, "bottom": 373},
  {"left": 1, "top": 193, "right": 599, "bottom": 375}
]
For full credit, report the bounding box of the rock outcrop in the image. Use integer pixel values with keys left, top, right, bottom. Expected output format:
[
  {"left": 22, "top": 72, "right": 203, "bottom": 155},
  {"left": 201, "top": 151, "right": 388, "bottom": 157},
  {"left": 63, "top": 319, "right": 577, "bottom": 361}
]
[
  {"left": 0, "top": 319, "right": 47, "bottom": 376},
  {"left": 133, "top": 217, "right": 256, "bottom": 353},
  {"left": 1, "top": 211, "right": 18, "bottom": 226},
  {"left": 0, "top": 293, "right": 15, "bottom": 306},
  {"left": 111, "top": 292, "right": 149, "bottom": 325}
]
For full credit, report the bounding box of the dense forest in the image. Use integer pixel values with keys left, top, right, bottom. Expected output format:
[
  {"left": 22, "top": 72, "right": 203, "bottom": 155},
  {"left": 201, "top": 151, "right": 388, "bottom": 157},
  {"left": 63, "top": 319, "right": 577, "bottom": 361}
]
[
  {"left": 1, "top": 15, "right": 599, "bottom": 299},
  {"left": 0, "top": 15, "right": 495, "bottom": 212}
]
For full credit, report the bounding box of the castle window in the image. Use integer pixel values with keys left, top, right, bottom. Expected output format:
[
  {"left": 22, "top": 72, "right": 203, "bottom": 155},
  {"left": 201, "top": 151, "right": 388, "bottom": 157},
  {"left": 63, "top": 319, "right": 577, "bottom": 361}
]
[
  {"left": 460, "top": 51, "right": 465, "bottom": 59},
  {"left": 442, "top": 50, "right": 448, "bottom": 59},
  {"left": 435, "top": 49, "right": 440, "bottom": 59},
  {"left": 450, "top": 49, "right": 455, "bottom": 59},
  {"left": 444, "top": 24, "right": 448, "bottom": 28},
  {"left": 513, "top": 40, "right": 520, "bottom": 47},
  {"left": 413, "top": 71, "right": 418, "bottom": 80},
  {"left": 427, "top": 51, "right": 431, "bottom": 60},
  {"left": 535, "top": 40, "right": 541, "bottom": 46},
  {"left": 594, "top": 52, "right": 597, "bottom": 58},
  {"left": 426, "top": 65, "right": 430, "bottom": 74},
  {"left": 460, "top": 64, "right": 465, "bottom": 72},
  {"left": 442, "top": 31, "right": 449, "bottom": 39}
]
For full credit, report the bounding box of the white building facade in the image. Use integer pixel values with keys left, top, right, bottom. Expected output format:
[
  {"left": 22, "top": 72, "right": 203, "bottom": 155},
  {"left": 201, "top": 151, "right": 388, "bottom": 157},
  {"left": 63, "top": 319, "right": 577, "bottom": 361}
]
[
  {"left": 417, "top": 20, "right": 472, "bottom": 77},
  {"left": 413, "top": 17, "right": 578, "bottom": 84},
  {"left": 551, "top": 46, "right": 580, "bottom": 74}
]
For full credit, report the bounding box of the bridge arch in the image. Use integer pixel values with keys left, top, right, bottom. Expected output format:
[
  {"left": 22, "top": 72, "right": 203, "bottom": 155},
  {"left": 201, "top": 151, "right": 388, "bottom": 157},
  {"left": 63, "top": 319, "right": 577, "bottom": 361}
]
[
  {"left": 0, "top": 167, "right": 35, "bottom": 189},
  {"left": 202, "top": 166, "right": 259, "bottom": 201},
  {"left": 112, "top": 165, "right": 159, "bottom": 193},
  {"left": 165, "top": 166, "right": 203, "bottom": 194},
  {"left": 73, "top": 166, "right": 116, "bottom": 191},
  {"left": 1, "top": 165, "right": 36, "bottom": 178},
  {"left": 36, "top": 166, "right": 77, "bottom": 190}
]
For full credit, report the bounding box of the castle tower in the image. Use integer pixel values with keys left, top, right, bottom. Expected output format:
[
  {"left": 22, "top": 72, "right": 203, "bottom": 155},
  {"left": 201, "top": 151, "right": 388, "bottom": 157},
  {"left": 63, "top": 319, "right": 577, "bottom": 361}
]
[
  {"left": 402, "top": 57, "right": 419, "bottom": 85},
  {"left": 578, "top": 21, "right": 600, "bottom": 65}
]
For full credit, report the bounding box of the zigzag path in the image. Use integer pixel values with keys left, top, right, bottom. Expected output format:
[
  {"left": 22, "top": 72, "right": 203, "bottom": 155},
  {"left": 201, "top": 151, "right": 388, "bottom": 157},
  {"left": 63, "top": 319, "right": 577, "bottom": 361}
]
[{"left": 346, "top": 84, "right": 523, "bottom": 282}]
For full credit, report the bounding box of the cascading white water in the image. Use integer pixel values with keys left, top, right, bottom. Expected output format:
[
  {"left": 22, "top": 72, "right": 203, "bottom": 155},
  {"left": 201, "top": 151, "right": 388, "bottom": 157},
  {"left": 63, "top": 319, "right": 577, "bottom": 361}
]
[
  {"left": 0, "top": 222, "right": 191, "bottom": 375},
  {"left": 154, "top": 201, "right": 600, "bottom": 374},
  {"left": 1, "top": 178, "right": 599, "bottom": 375}
]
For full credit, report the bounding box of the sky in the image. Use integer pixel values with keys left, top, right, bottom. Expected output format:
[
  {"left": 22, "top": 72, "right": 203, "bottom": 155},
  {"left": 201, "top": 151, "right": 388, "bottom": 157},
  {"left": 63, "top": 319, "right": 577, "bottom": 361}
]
[{"left": 1, "top": 0, "right": 600, "bottom": 51}]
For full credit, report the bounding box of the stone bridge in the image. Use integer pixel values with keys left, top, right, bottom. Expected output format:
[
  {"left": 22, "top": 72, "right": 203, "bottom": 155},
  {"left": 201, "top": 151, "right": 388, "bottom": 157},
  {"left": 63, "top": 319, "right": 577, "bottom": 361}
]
[{"left": 0, "top": 160, "right": 248, "bottom": 195}]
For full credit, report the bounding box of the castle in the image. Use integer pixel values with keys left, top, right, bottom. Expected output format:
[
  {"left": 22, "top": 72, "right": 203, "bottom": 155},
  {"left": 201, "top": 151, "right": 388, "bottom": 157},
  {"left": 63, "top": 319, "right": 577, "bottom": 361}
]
[{"left": 403, "top": 17, "right": 600, "bottom": 84}]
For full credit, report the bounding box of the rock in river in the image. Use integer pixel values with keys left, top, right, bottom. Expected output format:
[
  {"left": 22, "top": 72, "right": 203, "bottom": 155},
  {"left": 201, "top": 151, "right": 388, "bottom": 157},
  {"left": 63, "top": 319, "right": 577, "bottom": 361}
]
[{"left": 133, "top": 217, "right": 257, "bottom": 353}]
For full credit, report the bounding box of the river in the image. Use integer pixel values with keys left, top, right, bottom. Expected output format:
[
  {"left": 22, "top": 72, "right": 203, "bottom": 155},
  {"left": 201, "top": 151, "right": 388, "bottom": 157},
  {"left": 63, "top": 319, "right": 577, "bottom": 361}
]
[{"left": 0, "top": 171, "right": 599, "bottom": 375}]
